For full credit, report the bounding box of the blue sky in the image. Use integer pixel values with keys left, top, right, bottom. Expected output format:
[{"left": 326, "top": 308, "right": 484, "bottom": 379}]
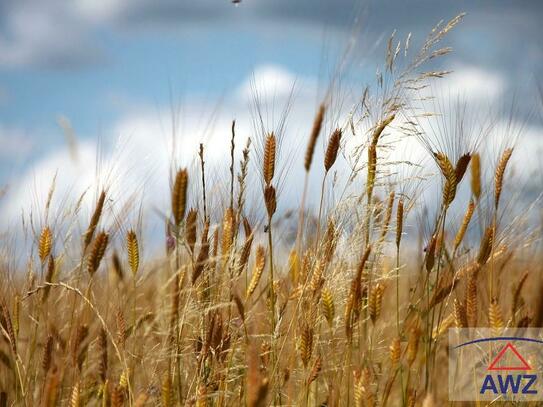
[{"left": 0, "top": 0, "right": 541, "bottom": 226}]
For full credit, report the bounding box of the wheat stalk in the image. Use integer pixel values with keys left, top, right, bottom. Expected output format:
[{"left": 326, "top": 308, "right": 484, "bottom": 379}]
[
  {"left": 83, "top": 190, "right": 106, "bottom": 251},
  {"left": 395, "top": 198, "right": 404, "bottom": 249},
  {"left": 489, "top": 298, "right": 504, "bottom": 335},
  {"left": 246, "top": 246, "right": 266, "bottom": 299},
  {"left": 321, "top": 287, "right": 335, "bottom": 328},
  {"left": 305, "top": 104, "right": 326, "bottom": 172},
  {"left": 324, "top": 129, "right": 341, "bottom": 172},
  {"left": 39, "top": 227, "right": 53, "bottom": 264},
  {"left": 494, "top": 147, "right": 513, "bottom": 209},
  {"left": 453, "top": 200, "right": 475, "bottom": 253},
  {"left": 172, "top": 168, "right": 188, "bottom": 226},
  {"left": 186, "top": 209, "right": 198, "bottom": 256},
  {"left": 299, "top": 324, "right": 313, "bottom": 367},
  {"left": 263, "top": 133, "right": 276, "bottom": 185},
  {"left": 477, "top": 226, "right": 494, "bottom": 266},
  {"left": 454, "top": 153, "right": 471, "bottom": 184},
  {"left": 470, "top": 153, "right": 481, "bottom": 200},
  {"left": 435, "top": 152, "right": 457, "bottom": 208},
  {"left": 389, "top": 336, "right": 401, "bottom": 367},
  {"left": 453, "top": 299, "right": 468, "bottom": 328},
  {"left": 87, "top": 232, "right": 109, "bottom": 276},
  {"left": 466, "top": 271, "right": 478, "bottom": 327},
  {"left": 369, "top": 283, "right": 385, "bottom": 323},
  {"left": 126, "top": 230, "right": 139, "bottom": 277}
]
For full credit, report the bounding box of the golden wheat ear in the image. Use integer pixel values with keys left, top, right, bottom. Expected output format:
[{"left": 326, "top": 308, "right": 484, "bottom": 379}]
[
  {"left": 263, "top": 133, "right": 276, "bottom": 185},
  {"left": 171, "top": 168, "right": 188, "bottom": 226},
  {"left": 489, "top": 298, "right": 505, "bottom": 335},
  {"left": 305, "top": 103, "right": 325, "bottom": 172},
  {"left": 246, "top": 245, "right": 266, "bottom": 299},
  {"left": 369, "top": 283, "right": 385, "bottom": 323},
  {"left": 321, "top": 287, "right": 335, "bottom": 328},
  {"left": 454, "top": 153, "right": 471, "bottom": 184},
  {"left": 98, "top": 328, "right": 108, "bottom": 383},
  {"left": 395, "top": 198, "right": 404, "bottom": 249},
  {"left": 477, "top": 226, "right": 494, "bottom": 266},
  {"left": 389, "top": 337, "right": 401, "bottom": 367},
  {"left": 185, "top": 208, "right": 198, "bottom": 255},
  {"left": 307, "top": 355, "right": 322, "bottom": 386},
  {"left": 0, "top": 300, "right": 17, "bottom": 354},
  {"left": 494, "top": 147, "right": 513, "bottom": 209},
  {"left": 454, "top": 200, "right": 475, "bottom": 253},
  {"left": 435, "top": 152, "right": 457, "bottom": 208},
  {"left": 470, "top": 153, "right": 482, "bottom": 200},
  {"left": 221, "top": 207, "right": 235, "bottom": 258},
  {"left": 466, "top": 271, "right": 478, "bottom": 327},
  {"left": 264, "top": 185, "right": 277, "bottom": 218},
  {"left": 38, "top": 226, "right": 53, "bottom": 264},
  {"left": 126, "top": 229, "right": 139, "bottom": 277},
  {"left": 87, "top": 232, "right": 109, "bottom": 276},
  {"left": 83, "top": 190, "right": 106, "bottom": 251},
  {"left": 298, "top": 324, "right": 313, "bottom": 368},
  {"left": 324, "top": 128, "right": 341, "bottom": 172}
]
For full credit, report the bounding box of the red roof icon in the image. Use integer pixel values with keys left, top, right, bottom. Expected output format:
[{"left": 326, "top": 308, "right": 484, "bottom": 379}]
[{"left": 487, "top": 342, "right": 532, "bottom": 371}]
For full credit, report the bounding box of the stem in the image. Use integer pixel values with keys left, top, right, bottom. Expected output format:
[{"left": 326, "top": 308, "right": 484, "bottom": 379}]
[
  {"left": 229, "top": 120, "right": 235, "bottom": 211},
  {"left": 268, "top": 217, "right": 276, "bottom": 334},
  {"left": 427, "top": 208, "right": 447, "bottom": 393},
  {"left": 267, "top": 215, "right": 278, "bottom": 402},
  {"left": 199, "top": 144, "right": 207, "bottom": 221},
  {"left": 175, "top": 227, "right": 183, "bottom": 403},
  {"left": 395, "top": 245, "right": 406, "bottom": 407},
  {"left": 490, "top": 210, "right": 498, "bottom": 302},
  {"left": 296, "top": 172, "right": 310, "bottom": 257},
  {"left": 395, "top": 246, "right": 401, "bottom": 336},
  {"left": 365, "top": 195, "right": 372, "bottom": 248},
  {"left": 315, "top": 173, "right": 328, "bottom": 250}
]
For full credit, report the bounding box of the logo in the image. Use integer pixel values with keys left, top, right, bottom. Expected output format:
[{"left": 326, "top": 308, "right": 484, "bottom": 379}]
[
  {"left": 487, "top": 342, "right": 531, "bottom": 370},
  {"left": 449, "top": 329, "right": 543, "bottom": 401}
]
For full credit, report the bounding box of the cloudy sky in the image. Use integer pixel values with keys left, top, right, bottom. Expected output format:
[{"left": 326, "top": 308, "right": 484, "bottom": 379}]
[{"left": 0, "top": 0, "right": 541, "bottom": 229}]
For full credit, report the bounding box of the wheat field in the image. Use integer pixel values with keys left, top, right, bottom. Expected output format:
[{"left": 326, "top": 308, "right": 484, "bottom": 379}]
[{"left": 1, "top": 13, "right": 542, "bottom": 406}]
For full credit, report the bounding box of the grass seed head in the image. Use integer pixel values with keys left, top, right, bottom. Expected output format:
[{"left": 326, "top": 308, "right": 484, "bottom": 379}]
[
  {"left": 454, "top": 153, "right": 471, "bottom": 184},
  {"left": 39, "top": 226, "right": 53, "bottom": 264},
  {"left": 172, "top": 168, "right": 188, "bottom": 226},
  {"left": 83, "top": 190, "right": 106, "bottom": 251},
  {"left": 264, "top": 185, "right": 277, "bottom": 218},
  {"left": 246, "top": 246, "right": 266, "bottom": 299},
  {"left": 477, "top": 226, "right": 494, "bottom": 266},
  {"left": 263, "top": 133, "right": 276, "bottom": 185},
  {"left": 454, "top": 200, "right": 475, "bottom": 252},
  {"left": 186, "top": 208, "right": 198, "bottom": 255},
  {"left": 87, "top": 232, "right": 109, "bottom": 276},
  {"left": 494, "top": 147, "right": 513, "bottom": 209},
  {"left": 324, "top": 128, "right": 342, "bottom": 172},
  {"left": 470, "top": 153, "right": 481, "bottom": 200},
  {"left": 126, "top": 229, "right": 139, "bottom": 277},
  {"left": 435, "top": 152, "right": 457, "bottom": 208},
  {"left": 305, "top": 103, "right": 326, "bottom": 172}
]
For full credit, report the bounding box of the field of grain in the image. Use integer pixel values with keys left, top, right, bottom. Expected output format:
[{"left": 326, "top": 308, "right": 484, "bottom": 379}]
[{"left": 0, "top": 12, "right": 542, "bottom": 407}]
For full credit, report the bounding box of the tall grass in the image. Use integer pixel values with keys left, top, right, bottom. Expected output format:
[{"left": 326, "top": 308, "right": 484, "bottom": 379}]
[{"left": 0, "top": 12, "right": 542, "bottom": 406}]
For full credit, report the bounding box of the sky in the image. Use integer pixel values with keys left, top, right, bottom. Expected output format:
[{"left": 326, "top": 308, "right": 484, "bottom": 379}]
[{"left": 0, "top": 0, "right": 541, "bottom": 234}]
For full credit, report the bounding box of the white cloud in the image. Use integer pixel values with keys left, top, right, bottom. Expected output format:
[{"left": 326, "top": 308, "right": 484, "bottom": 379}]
[
  {"left": 0, "top": 1, "right": 102, "bottom": 68},
  {"left": 500, "top": 122, "right": 543, "bottom": 176},
  {"left": 0, "top": 65, "right": 322, "bottom": 226},
  {"left": 72, "top": 0, "right": 126, "bottom": 23},
  {"left": 435, "top": 63, "right": 506, "bottom": 103},
  {"left": 236, "top": 65, "right": 299, "bottom": 101},
  {"left": 3, "top": 63, "right": 540, "bottom": 236},
  {"left": 1, "top": 139, "right": 95, "bottom": 221}
]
